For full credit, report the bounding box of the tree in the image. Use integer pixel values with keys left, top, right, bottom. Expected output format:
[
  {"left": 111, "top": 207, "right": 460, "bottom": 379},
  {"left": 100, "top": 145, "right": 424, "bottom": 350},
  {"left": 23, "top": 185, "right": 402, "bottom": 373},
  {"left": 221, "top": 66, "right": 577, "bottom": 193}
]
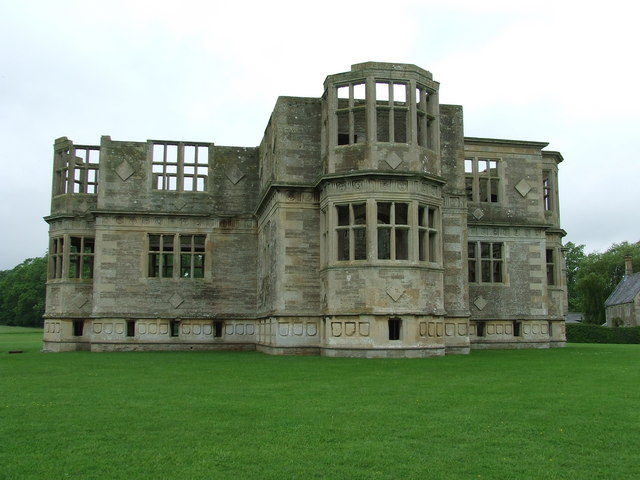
[
  {"left": 0, "top": 255, "right": 47, "bottom": 327},
  {"left": 573, "top": 241, "right": 640, "bottom": 324},
  {"left": 563, "top": 242, "right": 585, "bottom": 311}
]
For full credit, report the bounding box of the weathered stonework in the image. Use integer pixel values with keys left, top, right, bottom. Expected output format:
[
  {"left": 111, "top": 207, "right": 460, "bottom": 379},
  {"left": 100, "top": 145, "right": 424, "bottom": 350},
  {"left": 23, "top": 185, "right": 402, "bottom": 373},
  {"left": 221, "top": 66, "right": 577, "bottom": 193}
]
[{"left": 43, "top": 62, "right": 567, "bottom": 356}]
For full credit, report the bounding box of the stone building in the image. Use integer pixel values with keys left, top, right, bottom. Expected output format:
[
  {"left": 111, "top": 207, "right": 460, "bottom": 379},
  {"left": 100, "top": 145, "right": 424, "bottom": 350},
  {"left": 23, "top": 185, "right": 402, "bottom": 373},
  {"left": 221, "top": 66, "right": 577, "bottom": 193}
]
[
  {"left": 43, "top": 62, "right": 568, "bottom": 357},
  {"left": 605, "top": 257, "right": 640, "bottom": 327}
]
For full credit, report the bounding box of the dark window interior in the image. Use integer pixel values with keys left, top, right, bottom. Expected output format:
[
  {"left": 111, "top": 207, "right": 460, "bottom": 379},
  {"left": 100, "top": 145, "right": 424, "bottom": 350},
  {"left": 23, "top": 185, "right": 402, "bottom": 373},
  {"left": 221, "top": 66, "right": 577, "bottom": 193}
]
[{"left": 388, "top": 318, "right": 401, "bottom": 340}]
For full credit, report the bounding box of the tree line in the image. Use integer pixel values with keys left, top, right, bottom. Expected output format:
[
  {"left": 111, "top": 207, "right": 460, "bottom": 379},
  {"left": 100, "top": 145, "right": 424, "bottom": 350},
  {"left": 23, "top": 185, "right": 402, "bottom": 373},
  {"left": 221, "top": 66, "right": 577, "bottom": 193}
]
[
  {"left": 0, "top": 256, "right": 47, "bottom": 327},
  {"left": 0, "top": 241, "right": 638, "bottom": 328},
  {"left": 565, "top": 241, "right": 640, "bottom": 324}
]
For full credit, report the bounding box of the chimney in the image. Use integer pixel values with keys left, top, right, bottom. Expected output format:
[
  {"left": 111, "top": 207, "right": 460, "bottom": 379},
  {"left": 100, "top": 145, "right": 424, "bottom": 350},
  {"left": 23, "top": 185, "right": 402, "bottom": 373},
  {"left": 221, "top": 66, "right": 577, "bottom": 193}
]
[{"left": 625, "top": 255, "right": 633, "bottom": 276}]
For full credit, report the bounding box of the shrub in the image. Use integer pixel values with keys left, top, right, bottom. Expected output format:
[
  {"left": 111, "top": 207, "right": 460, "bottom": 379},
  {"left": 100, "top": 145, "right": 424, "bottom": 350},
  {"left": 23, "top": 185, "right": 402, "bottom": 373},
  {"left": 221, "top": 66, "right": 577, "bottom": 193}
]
[{"left": 566, "top": 323, "right": 640, "bottom": 344}]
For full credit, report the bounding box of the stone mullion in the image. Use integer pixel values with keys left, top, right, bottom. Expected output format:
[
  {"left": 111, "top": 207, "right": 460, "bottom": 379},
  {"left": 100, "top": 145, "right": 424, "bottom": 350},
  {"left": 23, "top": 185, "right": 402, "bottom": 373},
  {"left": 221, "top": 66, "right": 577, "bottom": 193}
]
[
  {"left": 389, "top": 82, "right": 395, "bottom": 143},
  {"left": 411, "top": 200, "right": 419, "bottom": 262}
]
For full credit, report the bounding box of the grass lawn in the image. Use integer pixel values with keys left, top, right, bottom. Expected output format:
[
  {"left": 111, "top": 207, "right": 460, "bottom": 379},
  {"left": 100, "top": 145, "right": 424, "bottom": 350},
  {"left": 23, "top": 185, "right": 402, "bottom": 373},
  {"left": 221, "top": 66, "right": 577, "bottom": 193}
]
[{"left": 1, "top": 327, "right": 639, "bottom": 480}]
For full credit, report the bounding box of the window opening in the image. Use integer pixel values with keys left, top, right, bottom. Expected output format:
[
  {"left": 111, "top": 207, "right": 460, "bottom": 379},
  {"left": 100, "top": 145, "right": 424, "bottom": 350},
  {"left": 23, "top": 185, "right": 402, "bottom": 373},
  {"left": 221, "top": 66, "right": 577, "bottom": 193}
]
[
  {"left": 476, "top": 322, "right": 485, "bottom": 337},
  {"left": 418, "top": 205, "right": 438, "bottom": 262},
  {"left": 214, "top": 321, "right": 223, "bottom": 338},
  {"left": 148, "top": 234, "right": 174, "bottom": 278},
  {"left": 543, "top": 171, "right": 553, "bottom": 211},
  {"left": 55, "top": 145, "right": 100, "bottom": 195},
  {"left": 170, "top": 321, "right": 180, "bottom": 337},
  {"left": 388, "top": 318, "right": 401, "bottom": 340},
  {"left": 152, "top": 142, "right": 208, "bottom": 192},
  {"left": 548, "top": 322, "right": 553, "bottom": 337},
  {"left": 546, "top": 249, "right": 555, "bottom": 285},
  {"left": 180, "top": 235, "right": 206, "bottom": 278},
  {"left": 335, "top": 82, "right": 367, "bottom": 146},
  {"left": 513, "top": 321, "right": 521, "bottom": 337},
  {"left": 376, "top": 81, "right": 408, "bottom": 144},
  {"left": 468, "top": 242, "right": 503, "bottom": 283},
  {"left": 50, "top": 237, "right": 64, "bottom": 279},
  {"left": 416, "top": 85, "right": 436, "bottom": 149},
  {"left": 465, "top": 158, "right": 501, "bottom": 203},
  {"left": 126, "top": 320, "right": 136, "bottom": 337},
  {"left": 73, "top": 320, "right": 84, "bottom": 337},
  {"left": 68, "top": 236, "right": 95, "bottom": 279},
  {"left": 377, "top": 202, "right": 409, "bottom": 260},
  {"left": 336, "top": 203, "right": 367, "bottom": 261}
]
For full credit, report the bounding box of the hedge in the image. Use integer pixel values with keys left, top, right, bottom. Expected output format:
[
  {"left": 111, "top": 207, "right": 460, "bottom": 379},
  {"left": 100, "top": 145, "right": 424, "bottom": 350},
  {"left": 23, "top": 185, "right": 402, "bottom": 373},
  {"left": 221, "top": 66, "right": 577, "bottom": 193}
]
[{"left": 566, "top": 323, "right": 640, "bottom": 344}]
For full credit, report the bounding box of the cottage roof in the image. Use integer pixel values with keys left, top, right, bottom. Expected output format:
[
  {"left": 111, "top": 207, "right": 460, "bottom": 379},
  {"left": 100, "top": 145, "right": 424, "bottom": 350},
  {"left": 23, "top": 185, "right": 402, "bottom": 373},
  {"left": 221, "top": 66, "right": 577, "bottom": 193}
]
[{"left": 605, "top": 273, "right": 640, "bottom": 306}]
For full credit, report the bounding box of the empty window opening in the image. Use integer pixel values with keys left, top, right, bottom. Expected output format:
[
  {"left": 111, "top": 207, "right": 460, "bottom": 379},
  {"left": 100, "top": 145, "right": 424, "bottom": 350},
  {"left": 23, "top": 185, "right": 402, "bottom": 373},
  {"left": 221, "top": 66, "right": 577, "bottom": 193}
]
[
  {"left": 73, "top": 320, "right": 84, "bottom": 337},
  {"left": 335, "top": 203, "right": 367, "bottom": 261},
  {"left": 388, "top": 318, "right": 401, "bottom": 340},
  {"left": 214, "top": 321, "right": 223, "bottom": 338},
  {"left": 548, "top": 322, "right": 553, "bottom": 337},
  {"left": 55, "top": 145, "right": 100, "bottom": 195},
  {"left": 180, "top": 235, "right": 206, "bottom": 278},
  {"left": 50, "top": 237, "right": 64, "bottom": 279},
  {"left": 513, "top": 321, "right": 521, "bottom": 337},
  {"left": 419, "top": 205, "right": 438, "bottom": 262},
  {"left": 375, "top": 81, "right": 408, "bottom": 144},
  {"left": 416, "top": 85, "right": 436, "bottom": 149},
  {"left": 543, "top": 171, "right": 553, "bottom": 211},
  {"left": 465, "top": 158, "right": 501, "bottom": 203},
  {"left": 152, "top": 142, "right": 209, "bottom": 192},
  {"left": 377, "top": 202, "right": 409, "bottom": 260},
  {"left": 170, "top": 321, "right": 180, "bottom": 337},
  {"left": 476, "top": 322, "right": 485, "bottom": 337},
  {"left": 126, "top": 320, "right": 136, "bottom": 337},
  {"left": 335, "top": 83, "right": 367, "bottom": 146},
  {"left": 148, "top": 234, "right": 174, "bottom": 278},
  {"left": 68, "top": 236, "right": 95, "bottom": 279},
  {"left": 546, "top": 249, "right": 555, "bottom": 285},
  {"left": 468, "top": 242, "right": 503, "bottom": 283}
]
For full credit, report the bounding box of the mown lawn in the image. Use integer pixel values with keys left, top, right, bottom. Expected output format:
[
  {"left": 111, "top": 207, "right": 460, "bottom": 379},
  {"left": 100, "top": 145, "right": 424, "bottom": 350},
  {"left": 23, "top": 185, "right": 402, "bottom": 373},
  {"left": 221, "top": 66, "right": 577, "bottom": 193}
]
[{"left": 1, "top": 326, "right": 639, "bottom": 480}]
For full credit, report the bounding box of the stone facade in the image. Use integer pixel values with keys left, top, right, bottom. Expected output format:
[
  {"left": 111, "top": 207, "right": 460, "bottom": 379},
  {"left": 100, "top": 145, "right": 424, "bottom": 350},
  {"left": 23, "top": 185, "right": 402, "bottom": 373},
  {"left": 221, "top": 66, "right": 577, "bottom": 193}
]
[{"left": 43, "top": 62, "right": 567, "bottom": 357}]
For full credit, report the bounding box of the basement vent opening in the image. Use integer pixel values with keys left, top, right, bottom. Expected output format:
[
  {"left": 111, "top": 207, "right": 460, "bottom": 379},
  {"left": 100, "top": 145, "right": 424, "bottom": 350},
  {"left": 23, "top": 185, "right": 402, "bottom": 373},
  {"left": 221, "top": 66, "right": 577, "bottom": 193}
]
[{"left": 388, "top": 318, "right": 401, "bottom": 340}]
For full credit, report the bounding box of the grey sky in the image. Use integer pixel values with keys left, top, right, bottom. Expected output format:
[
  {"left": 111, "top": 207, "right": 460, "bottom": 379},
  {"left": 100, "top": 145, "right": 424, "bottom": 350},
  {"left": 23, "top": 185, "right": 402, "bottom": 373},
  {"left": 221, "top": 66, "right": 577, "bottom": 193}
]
[{"left": 1, "top": 0, "right": 638, "bottom": 270}]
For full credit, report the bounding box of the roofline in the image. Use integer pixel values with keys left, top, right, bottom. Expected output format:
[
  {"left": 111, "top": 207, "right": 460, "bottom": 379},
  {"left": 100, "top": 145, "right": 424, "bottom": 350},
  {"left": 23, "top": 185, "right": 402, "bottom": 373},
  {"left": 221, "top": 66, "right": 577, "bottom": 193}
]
[
  {"left": 542, "top": 150, "right": 564, "bottom": 163},
  {"left": 464, "top": 137, "right": 549, "bottom": 149}
]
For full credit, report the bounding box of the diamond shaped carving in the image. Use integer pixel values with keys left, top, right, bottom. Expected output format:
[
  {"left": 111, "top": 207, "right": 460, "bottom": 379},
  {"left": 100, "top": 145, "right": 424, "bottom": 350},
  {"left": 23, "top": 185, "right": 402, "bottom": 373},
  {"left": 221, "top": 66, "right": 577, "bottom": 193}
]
[
  {"left": 73, "top": 294, "right": 89, "bottom": 309},
  {"left": 385, "top": 153, "right": 402, "bottom": 170},
  {"left": 226, "top": 166, "right": 245, "bottom": 185},
  {"left": 169, "top": 293, "right": 184, "bottom": 309},
  {"left": 472, "top": 208, "right": 484, "bottom": 220},
  {"left": 386, "top": 285, "right": 405, "bottom": 302},
  {"left": 174, "top": 199, "right": 187, "bottom": 211},
  {"left": 515, "top": 179, "right": 532, "bottom": 197},
  {"left": 474, "top": 296, "right": 487, "bottom": 311},
  {"left": 115, "top": 161, "right": 135, "bottom": 181}
]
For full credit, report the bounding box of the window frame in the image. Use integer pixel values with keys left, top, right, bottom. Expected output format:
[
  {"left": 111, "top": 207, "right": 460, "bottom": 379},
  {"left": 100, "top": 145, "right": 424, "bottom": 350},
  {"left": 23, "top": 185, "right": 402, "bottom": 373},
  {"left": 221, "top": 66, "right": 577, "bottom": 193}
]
[
  {"left": 55, "top": 145, "right": 100, "bottom": 196},
  {"left": 468, "top": 241, "right": 505, "bottom": 284},
  {"left": 147, "top": 233, "right": 207, "bottom": 279},
  {"left": 151, "top": 141, "right": 209, "bottom": 193},
  {"left": 418, "top": 204, "right": 438, "bottom": 263},
  {"left": 335, "top": 203, "right": 367, "bottom": 262},
  {"left": 376, "top": 201, "right": 410, "bottom": 261},
  {"left": 335, "top": 81, "right": 367, "bottom": 146},
  {"left": 48, "top": 235, "right": 95, "bottom": 280},
  {"left": 546, "top": 248, "right": 556, "bottom": 286},
  {"left": 68, "top": 236, "right": 95, "bottom": 279},
  {"left": 543, "top": 170, "right": 553, "bottom": 212},
  {"left": 465, "top": 157, "right": 502, "bottom": 204}
]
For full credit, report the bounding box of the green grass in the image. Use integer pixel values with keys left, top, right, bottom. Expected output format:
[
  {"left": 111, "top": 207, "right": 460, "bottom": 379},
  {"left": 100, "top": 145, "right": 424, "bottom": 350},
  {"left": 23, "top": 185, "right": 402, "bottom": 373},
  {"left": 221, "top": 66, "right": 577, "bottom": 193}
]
[{"left": 1, "top": 328, "right": 639, "bottom": 479}]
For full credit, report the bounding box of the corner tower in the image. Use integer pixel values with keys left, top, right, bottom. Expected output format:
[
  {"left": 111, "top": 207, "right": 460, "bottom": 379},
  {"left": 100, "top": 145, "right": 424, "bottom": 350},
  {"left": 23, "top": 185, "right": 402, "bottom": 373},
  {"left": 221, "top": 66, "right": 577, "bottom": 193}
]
[{"left": 318, "top": 62, "right": 454, "bottom": 357}]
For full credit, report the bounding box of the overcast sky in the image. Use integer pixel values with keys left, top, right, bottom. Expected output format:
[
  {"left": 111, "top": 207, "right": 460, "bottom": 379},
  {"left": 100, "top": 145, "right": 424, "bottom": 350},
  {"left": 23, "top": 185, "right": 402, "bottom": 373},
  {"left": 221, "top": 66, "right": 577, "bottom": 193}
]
[{"left": 1, "top": 0, "right": 638, "bottom": 270}]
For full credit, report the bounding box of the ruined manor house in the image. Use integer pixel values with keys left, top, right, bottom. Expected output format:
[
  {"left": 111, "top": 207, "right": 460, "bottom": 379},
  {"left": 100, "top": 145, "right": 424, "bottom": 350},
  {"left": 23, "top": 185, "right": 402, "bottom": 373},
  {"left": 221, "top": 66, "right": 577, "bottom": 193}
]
[{"left": 43, "top": 62, "right": 568, "bottom": 357}]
